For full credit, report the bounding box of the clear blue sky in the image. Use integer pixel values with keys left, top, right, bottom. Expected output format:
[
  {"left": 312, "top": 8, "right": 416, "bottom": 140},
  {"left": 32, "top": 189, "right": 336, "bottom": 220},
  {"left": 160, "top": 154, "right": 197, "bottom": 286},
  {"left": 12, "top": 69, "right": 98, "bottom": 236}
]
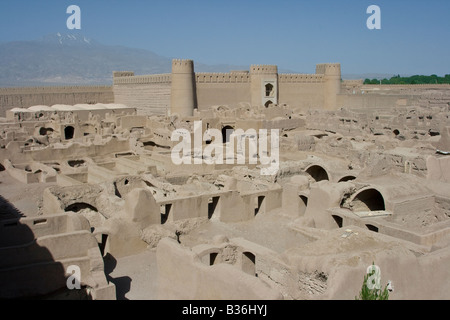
[{"left": 1, "top": 0, "right": 449, "bottom": 75}]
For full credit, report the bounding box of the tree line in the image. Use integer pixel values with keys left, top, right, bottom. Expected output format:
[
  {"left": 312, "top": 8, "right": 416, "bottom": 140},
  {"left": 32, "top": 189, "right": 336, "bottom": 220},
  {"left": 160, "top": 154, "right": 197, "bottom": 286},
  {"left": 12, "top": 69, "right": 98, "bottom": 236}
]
[{"left": 364, "top": 74, "right": 450, "bottom": 85}]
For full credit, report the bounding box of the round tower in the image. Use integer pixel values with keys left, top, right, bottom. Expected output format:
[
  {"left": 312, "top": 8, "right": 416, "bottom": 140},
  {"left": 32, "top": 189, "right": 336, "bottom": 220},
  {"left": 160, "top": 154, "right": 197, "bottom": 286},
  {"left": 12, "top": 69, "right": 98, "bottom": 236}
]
[
  {"left": 317, "top": 63, "right": 341, "bottom": 110},
  {"left": 250, "top": 65, "right": 278, "bottom": 107},
  {"left": 170, "top": 59, "right": 196, "bottom": 117}
]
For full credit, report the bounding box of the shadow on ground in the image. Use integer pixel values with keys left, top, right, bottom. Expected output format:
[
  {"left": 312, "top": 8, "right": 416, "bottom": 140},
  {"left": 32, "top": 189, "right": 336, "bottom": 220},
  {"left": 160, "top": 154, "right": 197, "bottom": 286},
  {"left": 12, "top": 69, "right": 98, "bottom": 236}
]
[{"left": 104, "top": 253, "right": 132, "bottom": 300}]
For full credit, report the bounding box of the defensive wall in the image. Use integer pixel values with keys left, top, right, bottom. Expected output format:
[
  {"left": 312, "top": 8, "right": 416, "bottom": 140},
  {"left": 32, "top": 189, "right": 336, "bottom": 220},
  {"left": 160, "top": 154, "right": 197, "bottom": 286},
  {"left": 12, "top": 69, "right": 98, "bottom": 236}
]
[
  {"left": 112, "top": 60, "right": 343, "bottom": 116},
  {"left": 2, "top": 60, "right": 450, "bottom": 118},
  {"left": 0, "top": 86, "right": 114, "bottom": 117}
]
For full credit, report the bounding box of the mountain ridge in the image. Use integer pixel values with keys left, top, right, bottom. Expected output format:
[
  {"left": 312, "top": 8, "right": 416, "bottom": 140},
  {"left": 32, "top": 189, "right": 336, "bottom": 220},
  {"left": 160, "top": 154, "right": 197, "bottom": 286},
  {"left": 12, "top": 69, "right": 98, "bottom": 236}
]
[{"left": 0, "top": 33, "right": 370, "bottom": 87}]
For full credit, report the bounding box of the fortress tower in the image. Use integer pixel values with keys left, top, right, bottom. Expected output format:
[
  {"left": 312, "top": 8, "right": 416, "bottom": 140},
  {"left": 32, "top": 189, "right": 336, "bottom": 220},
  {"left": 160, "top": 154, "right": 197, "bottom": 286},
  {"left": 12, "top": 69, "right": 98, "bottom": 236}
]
[
  {"left": 250, "top": 65, "right": 278, "bottom": 108},
  {"left": 316, "top": 63, "right": 341, "bottom": 110},
  {"left": 170, "top": 59, "right": 196, "bottom": 117}
]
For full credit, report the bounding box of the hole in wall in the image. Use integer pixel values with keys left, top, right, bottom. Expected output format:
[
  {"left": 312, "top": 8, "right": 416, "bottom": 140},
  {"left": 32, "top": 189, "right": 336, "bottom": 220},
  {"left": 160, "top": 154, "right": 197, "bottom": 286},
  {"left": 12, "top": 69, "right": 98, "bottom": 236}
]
[
  {"left": 242, "top": 252, "right": 256, "bottom": 276},
  {"left": 208, "top": 196, "right": 220, "bottom": 219},
  {"left": 366, "top": 224, "right": 379, "bottom": 233},
  {"left": 64, "top": 126, "right": 75, "bottom": 140},
  {"left": 332, "top": 215, "right": 343, "bottom": 228},
  {"left": 65, "top": 202, "right": 98, "bottom": 213},
  {"left": 254, "top": 196, "right": 265, "bottom": 216},
  {"left": 338, "top": 176, "right": 356, "bottom": 183},
  {"left": 161, "top": 204, "right": 172, "bottom": 224},
  {"left": 209, "top": 252, "right": 219, "bottom": 266}
]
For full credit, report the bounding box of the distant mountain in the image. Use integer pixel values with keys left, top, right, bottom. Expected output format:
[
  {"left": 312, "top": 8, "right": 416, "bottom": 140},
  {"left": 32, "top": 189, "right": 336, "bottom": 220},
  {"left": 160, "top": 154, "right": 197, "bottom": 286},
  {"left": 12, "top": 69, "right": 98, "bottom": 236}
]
[{"left": 0, "top": 33, "right": 261, "bottom": 87}]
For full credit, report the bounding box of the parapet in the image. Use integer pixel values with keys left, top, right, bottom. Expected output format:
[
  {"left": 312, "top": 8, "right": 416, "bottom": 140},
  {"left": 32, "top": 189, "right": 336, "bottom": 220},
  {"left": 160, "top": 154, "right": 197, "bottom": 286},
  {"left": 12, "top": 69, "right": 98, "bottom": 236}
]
[
  {"left": 113, "top": 71, "right": 135, "bottom": 78},
  {"left": 250, "top": 65, "right": 278, "bottom": 75},
  {"left": 316, "top": 63, "right": 341, "bottom": 77},
  {"left": 172, "top": 59, "right": 195, "bottom": 74},
  {"left": 195, "top": 72, "right": 250, "bottom": 83},
  {"left": 114, "top": 74, "right": 171, "bottom": 85}
]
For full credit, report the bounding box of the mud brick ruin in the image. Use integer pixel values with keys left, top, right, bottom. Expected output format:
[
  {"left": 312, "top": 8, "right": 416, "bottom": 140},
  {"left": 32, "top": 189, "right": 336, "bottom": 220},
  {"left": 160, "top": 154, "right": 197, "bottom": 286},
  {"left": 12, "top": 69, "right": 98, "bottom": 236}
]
[{"left": 1, "top": 59, "right": 450, "bottom": 299}]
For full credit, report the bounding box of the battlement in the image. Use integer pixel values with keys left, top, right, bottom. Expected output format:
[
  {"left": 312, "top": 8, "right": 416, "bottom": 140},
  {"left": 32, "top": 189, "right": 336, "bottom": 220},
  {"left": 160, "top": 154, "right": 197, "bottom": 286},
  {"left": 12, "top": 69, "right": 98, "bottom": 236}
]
[
  {"left": 316, "top": 63, "right": 341, "bottom": 76},
  {"left": 113, "top": 74, "right": 171, "bottom": 85},
  {"left": 278, "top": 74, "right": 324, "bottom": 83},
  {"left": 196, "top": 72, "right": 250, "bottom": 83},
  {"left": 113, "top": 71, "right": 135, "bottom": 78},
  {"left": 172, "top": 59, "right": 195, "bottom": 74},
  {"left": 250, "top": 65, "right": 278, "bottom": 75}
]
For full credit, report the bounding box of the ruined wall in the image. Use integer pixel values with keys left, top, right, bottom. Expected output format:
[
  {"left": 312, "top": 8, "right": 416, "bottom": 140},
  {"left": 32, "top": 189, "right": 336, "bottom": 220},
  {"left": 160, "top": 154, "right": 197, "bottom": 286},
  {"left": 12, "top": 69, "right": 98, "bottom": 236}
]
[
  {"left": 336, "top": 93, "right": 421, "bottom": 109},
  {"left": 0, "top": 86, "right": 114, "bottom": 117},
  {"left": 113, "top": 74, "right": 171, "bottom": 116}
]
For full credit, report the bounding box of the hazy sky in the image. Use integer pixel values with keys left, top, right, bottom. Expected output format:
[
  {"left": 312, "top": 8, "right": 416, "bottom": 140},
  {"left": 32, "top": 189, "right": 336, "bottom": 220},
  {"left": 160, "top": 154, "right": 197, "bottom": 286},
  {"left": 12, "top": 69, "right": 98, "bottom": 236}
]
[{"left": 1, "top": 0, "right": 449, "bottom": 75}]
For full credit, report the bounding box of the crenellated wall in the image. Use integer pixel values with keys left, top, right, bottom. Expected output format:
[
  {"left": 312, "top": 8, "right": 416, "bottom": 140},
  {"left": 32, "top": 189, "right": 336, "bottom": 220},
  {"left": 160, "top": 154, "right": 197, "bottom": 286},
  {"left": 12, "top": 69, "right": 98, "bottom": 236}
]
[
  {"left": 111, "top": 60, "right": 345, "bottom": 114},
  {"left": 2, "top": 60, "right": 349, "bottom": 118}
]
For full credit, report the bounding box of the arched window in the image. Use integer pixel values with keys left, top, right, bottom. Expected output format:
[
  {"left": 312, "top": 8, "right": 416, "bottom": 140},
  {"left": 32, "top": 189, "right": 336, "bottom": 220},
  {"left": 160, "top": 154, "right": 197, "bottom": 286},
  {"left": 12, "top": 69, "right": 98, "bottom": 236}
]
[
  {"left": 265, "top": 83, "right": 274, "bottom": 97},
  {"left": 264, "top": 100, "right": 273, "bottom": 108}
]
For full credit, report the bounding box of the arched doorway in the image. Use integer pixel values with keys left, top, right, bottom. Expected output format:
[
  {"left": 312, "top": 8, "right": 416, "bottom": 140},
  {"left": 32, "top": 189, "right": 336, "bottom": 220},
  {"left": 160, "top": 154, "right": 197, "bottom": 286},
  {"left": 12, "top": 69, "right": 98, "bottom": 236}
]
[
  {"left": 264, "top": 100, "right": 273, "bottom": 108},
  {"left": 351, "top": 188, "right": 385, "bottom": 212}
]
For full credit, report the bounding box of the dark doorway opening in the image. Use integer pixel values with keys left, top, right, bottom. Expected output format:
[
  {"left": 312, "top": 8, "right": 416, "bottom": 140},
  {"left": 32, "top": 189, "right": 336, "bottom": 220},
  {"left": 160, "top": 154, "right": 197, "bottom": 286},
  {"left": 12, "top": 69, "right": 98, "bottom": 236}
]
[
  {"left": 208, "top": 197, "right": 220, "bottom": 219},
  {"left": 332, "top": 215, "right": 343, "bottom": 228},
  {"left": 242, "top": 252, "right": 256, "bottom": 276},
  {"left": 65, "top": 202, "right": 98, "bottom": 213},
  {"left": 222, "top": 126, "right": 234, "bottom": 143},
  {"left": 254, "top": 196, "right": 265, "bottom": 216},
  {"left": 306, "top": 165, "right": 329, "bottom": 182},
  {"left": 338, "top": 176, "right": 356, "bottom": 183},
  {"left": 161, "top": 204, "right": 172, "bottom": 224},
  {"left": 210, "top": 252, "right": 219, "bottom": 265},
  {"left": 352, "top": 189, "right": 385, "bottom": 212},
  {"left": 64, "top": 126, "right": 75, "bottom": 140},
  {"left": 366, "top": 224, "right": 379, "bottom": 232}
]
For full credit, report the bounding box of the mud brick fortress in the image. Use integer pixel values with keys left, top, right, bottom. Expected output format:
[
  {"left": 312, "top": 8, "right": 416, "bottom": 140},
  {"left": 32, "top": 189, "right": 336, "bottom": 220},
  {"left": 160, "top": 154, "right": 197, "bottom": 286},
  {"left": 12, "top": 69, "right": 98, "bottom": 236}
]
[
  {"left": 113, "top": 60, "right": 343, "bottom": 116},
  {"left": 1, "top": 59, "right": 450, "bottom": 300},
  {"left": 2, "top": 59, "right": 449, "bottom": 118}
]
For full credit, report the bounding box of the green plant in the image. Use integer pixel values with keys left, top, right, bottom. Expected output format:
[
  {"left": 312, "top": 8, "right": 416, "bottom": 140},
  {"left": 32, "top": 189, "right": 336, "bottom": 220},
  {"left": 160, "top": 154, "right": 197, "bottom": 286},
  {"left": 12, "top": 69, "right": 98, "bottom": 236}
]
[{"left": 355, "top": 263, "right": 390, "bottom": 300}]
